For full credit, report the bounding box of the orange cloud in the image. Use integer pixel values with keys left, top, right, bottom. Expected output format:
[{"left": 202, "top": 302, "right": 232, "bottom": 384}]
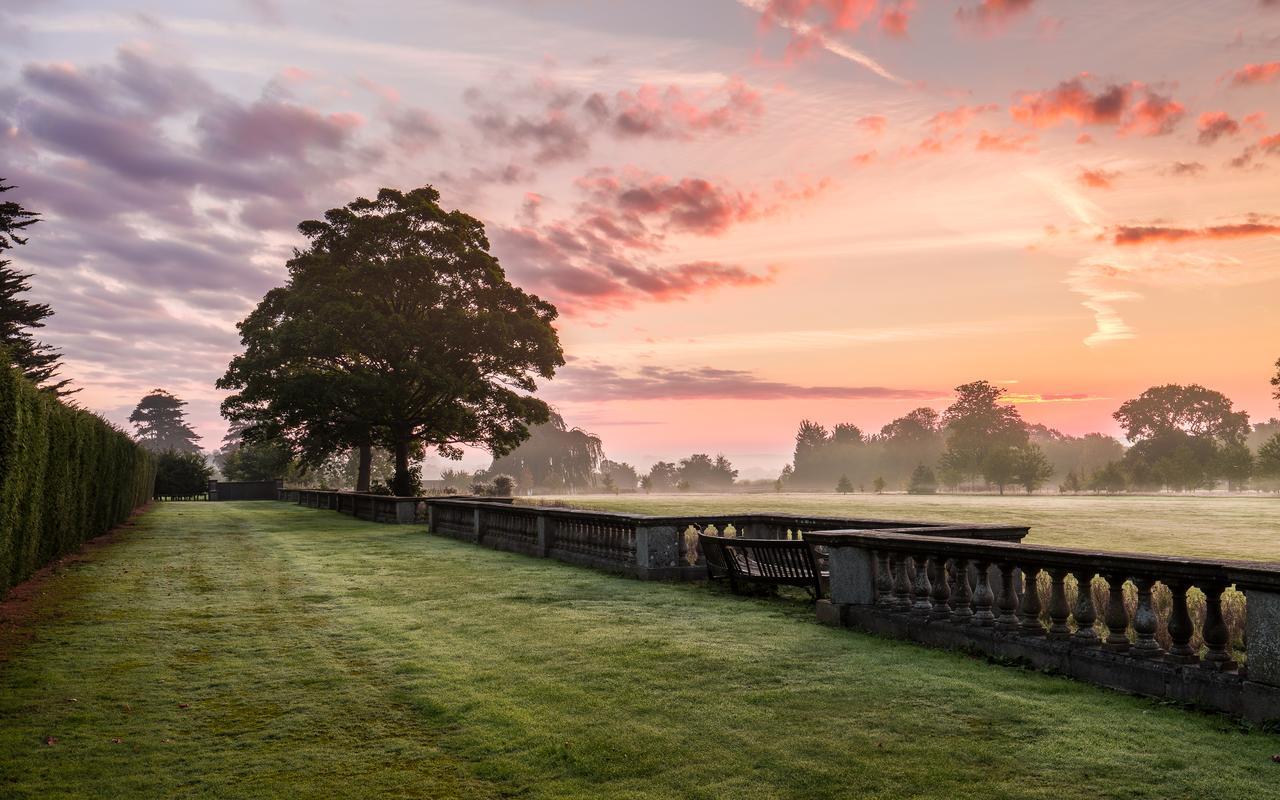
[
  {"left": 1229, "top": 61, "right": 1280, "bottom": 87},
  {"left": 956, "top": 0, "right": 1036, "bottom": 33},
  {"left": 878, "top": 0, "right": 915, "bottom": 38},
  {"left": 1162, "top": 161, "right": 1205, "bottom": 177},
  {"left": 758, "top": 0, "right": 881, "bottom": 59},
  {"left": 1116, "top": 91, "right": 1184, "bottom": 137},
  {"left": 1110, "top": 219, "right": 1280, "bottom": 245},
  {"left": 1197, "top": 111, "right": 1240, "bottom": 145},
  {"left": 1011, "top": 76, "right": 1184, "bottom": 137},
  {"left": 927, "top": 103, "right": 999, "bottom": 134},
  {"left": 974, "top": 129, "right": 1037, "bottom": 152},
  {"left": 850, "top": 149, "right": 877, "bottom": 166},
  {"left": 608, "top": 77, "right": 765, "bottom": 140},
  {"left": 856, "top": 114, "right": 887, "bottom": 135},
  {"left": 1078, "top": 167, "right": 1120, "bottom": 189}
]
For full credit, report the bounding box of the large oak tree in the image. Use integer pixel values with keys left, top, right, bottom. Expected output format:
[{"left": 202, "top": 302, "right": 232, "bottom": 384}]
[{"left": 220, "top": 187, "right": 564, "bottom": 496}]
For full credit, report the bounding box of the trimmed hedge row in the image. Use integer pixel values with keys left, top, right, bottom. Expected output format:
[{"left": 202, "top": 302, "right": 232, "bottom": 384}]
[{"left": 0, "top": 363, "right": 155, "bottom": 597}]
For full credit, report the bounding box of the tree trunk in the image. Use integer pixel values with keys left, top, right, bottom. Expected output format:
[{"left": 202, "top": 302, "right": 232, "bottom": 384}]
[
  {"left": 392, "top": 436, "right": 413, "bottom": 497},
  {"left": 355, "top": 444, "right": 373, "bottom": 493}
]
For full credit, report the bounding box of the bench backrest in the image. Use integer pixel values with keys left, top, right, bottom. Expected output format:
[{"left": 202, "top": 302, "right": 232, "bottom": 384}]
[{"left": 698, "top": 533, "right": 823, "bottom": 595}]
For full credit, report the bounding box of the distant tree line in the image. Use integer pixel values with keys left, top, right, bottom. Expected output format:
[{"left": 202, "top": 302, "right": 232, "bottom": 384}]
[{"left": 779, "top": 373, "right": 1280, "bottom": 495}]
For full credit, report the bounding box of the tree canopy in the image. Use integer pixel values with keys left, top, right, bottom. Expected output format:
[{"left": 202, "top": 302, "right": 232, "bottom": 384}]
[
  {"left": 0, "top": 180, "right": 72, "bottom": 395},
  {"left": 486, "top": 412, "right": 603, "bottom": 492},
  {"left": 1114, "top": 384, "right": 1249, "bottom": 444},
  {"left": 129, "top": 389, "right": 202, "bottom": 454},
  {"left": 220, "top": 186, "right": 564, "bottom": 496},
  {"left": 939, "top": 380, "right": 1027, "bottom": 486}
]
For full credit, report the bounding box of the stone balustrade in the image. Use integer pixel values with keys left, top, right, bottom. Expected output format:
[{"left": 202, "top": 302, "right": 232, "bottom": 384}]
[
  {"left": 422, "top": 498, "right": 1029, "bottom": 581},
  {"left": 808, "top": 529, "right": 1280, "bottom": 722},
  {"left": 280, "top": 488, "right": 513, "bottom": 525}
]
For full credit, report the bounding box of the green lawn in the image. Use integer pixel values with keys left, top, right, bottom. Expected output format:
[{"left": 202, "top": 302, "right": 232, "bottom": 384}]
[
  {"left": 531, "top": 492, "right": 1280, "bottom": 562},
  {"left": 2, "top": 502, "right": 1279, "bottom": 799}
]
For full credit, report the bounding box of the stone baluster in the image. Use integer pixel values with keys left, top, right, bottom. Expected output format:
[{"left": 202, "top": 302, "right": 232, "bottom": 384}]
[
  {"left": 1017, "top": 565, "right": 1045, "bottom": 635},
  {"left": 929, "top": 557, "right": 951, "bottom": 620},
  {"left": 875, "top": 551, "right": 895, "bottom": 608},
  {"left": 1130, "top": 577, "right": 1163, "bottom": 658},
  {"left": 995, "top": 562, "right": 1019, "bottom": 632},
  {"left": 949, "top": 557, "right": 974, "bottom": 623},
  {"left": 1165, "top": 581, "right": 1197, "bottom": 664},
  {"left": 911, "top": 556, "right": 933, "bottom": 616},
  {"left": 1047, "top": 568, "right": 1072, "bottom": 640},
  {"left": 1200, "top": 584, "right": 1237, "bottom": 671},
  {"left": 892, "top": 553, "right": 912, "bottom": 611},
  {"left": 1072, "top": 572, "right": 1099, "bottom": 644},
  {"left": 972, "top": 559, "right": 995, "bottom": 627},
  {"left": 1103, "top": 573, "right": 1130, "bottom": 651}
]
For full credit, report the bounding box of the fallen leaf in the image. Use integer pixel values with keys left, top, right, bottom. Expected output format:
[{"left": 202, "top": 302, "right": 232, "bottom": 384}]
[
  {"left": 178, "top": 703, "right": 190, "bottom": 709},
  {"left": 43, "top": 736, "right": 58, "bottom": 746},
  {"left": 1272, "top": 754, "right": 1280, "bottom": 763},
  {"left": 111, "top": 738, "right": 122, "bottom": 744}
]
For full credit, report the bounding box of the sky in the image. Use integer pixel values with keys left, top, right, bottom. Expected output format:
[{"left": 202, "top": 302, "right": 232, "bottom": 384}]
[{"left": 2, "top": 0, "right": 1280, "bottom": 478}]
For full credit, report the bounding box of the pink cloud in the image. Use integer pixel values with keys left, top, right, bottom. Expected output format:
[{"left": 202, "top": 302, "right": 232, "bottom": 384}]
[
  {"left": 1110, "top": 217, "right": 1280, "bottom": 245},
  {"left": 1077, "top": 167, "right": 1120, "bottom": 189},
  {"left": 955, "top": 0, "right": 1036, "bottom": 33},
  {"left": 1162, "top": 161, "right": 1205, "bottom": 177},
  {"left": 757, "top": 0, "right": 880, "bottom": 60},
  {"left": 850, "top": 149, "right": 878, "bottom": 166},
  {"left": 605, "top": 77, "right": 764, "bottom": 140},
  {"left": 1117, "top": 91, "right": 1184, "bottom": 137},
  {"left": 488, "top": 167, "right": 829, "bottom": 313},
  {"left": 1229, "top": 61, "right": 1280, "bottom": 87},
  {"left": 974, "top": 129, "right": 1038, "bottom": 152},
  {"left": 1197, "top": 111, "right": 1240, "bottom": 145},
  {"left": 927, "top": 103, "right": 999, "bottom": 134},
  {"left": 1010, "top": 76, "right": 1184, "bottom": 137},
  {"left": 467, "top": 75, "right": 766, "bottom": 164},
  {"left": 878, "top": 0, "right": 915, "bottom": 38},
  {"left": 549, "top": 362, "right": 935, "bottom": 402},
  {"left": 857, "top": 114, "right": 888, "bottom": 135},
  {"left": 1228, "top": 130, "right": 1280, "bottom": 169}
]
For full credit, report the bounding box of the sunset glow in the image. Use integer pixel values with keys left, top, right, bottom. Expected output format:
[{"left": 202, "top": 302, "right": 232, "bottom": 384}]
[{"left": 3, "top": 0, "right": 1279, "bottom": 475}]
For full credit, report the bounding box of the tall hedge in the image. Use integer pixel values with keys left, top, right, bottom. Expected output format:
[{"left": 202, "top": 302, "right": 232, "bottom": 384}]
[{"left": 0, "top": 363, "right": 155, "bottom": 596}]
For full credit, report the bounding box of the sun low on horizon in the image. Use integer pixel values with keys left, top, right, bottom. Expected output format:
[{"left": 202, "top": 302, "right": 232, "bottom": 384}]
[{"left": 3, "top": 0, "right": 1279, "bottom": 476}]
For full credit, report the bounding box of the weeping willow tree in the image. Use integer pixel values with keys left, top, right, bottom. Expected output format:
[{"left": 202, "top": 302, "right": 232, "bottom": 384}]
[{"left": 486, "top": 413, "right": 603, "bottom": 493}]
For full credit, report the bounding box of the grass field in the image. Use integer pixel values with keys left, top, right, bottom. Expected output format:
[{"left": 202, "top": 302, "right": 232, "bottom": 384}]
[
  {"left": 530, "top": 492, "right": 1280, "bottom": 563},
  {"left": 3, "top": 502, "right": 1280, "bottom": 799}
]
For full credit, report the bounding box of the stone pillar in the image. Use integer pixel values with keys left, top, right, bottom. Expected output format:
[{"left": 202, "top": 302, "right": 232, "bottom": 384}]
[
  {"left": 635, "top": 524, "right": 680, "bottom": 579},
  {"left": 828, "top": 545, "right": 877, "bottom": 606},
  {"left": 473, "top": 508, "right": 483, "bottom": 543},
  {"left": 536, "top": 514, "right": 549, "bottom": 556},
  {"left": 394, "top": 499, "right": 416, "bottom": 524},
  {"left": 426, "top": 503, "right": 435, "bottom": 533},
  {"left": 1244, "top": 588, "right": 1280, "bottom": 685}
]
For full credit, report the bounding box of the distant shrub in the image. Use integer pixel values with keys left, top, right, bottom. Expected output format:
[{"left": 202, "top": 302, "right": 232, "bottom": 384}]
[
  {"left": 153, "top": 451, "right": 211, "bottom": 498},
  {"left": 490, "top": 474, "right": 515, "bottom": 497},
  {"left": 0, "top": 362, "right": 155, "bottom": 596},
  {"left": 907, "top": 465, "right": 938, "bottom": 495}
]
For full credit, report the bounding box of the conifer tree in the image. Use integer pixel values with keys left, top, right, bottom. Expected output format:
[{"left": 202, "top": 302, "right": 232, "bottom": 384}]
[
  {"left": 0, "top": 180, "right": 73, "bottom": 394},
  {"left": 130, "top": 389, "right": 202, "bottom": 453}
]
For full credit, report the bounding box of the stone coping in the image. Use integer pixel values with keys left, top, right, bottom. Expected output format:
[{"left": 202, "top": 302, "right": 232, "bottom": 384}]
[
  {"left": 423, "top": 498, "right": 1029, "bottom": 541},
  {"left": 807, "top": 529, "right": 1280, "bottom": 592}
]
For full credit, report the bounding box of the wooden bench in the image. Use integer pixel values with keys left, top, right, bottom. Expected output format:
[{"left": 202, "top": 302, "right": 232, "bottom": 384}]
[{"left": 698, "top": 533, "right": 828, "bottom": 599}]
